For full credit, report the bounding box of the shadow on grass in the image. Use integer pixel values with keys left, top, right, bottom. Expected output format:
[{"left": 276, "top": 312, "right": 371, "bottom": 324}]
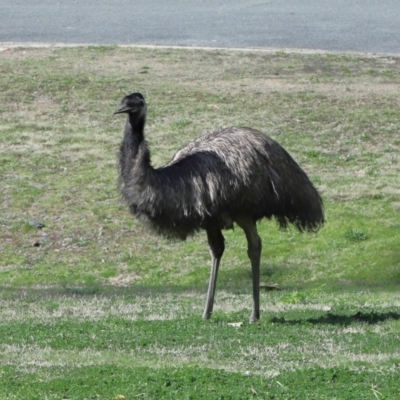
[
  {"left": 0, "top": 284, "right": 207, "bottom": 300},
  {"left": 1, "top": 279, "right": 399, "bottom": 300},
  {"left": 270, "top": 311, "right": 400, "bottom": 326}
]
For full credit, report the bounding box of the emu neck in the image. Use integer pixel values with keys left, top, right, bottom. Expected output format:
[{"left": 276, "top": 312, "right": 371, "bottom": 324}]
[
  {"left": 124, "top": 114, "right": 146, "bottom": 148},
  {"left": 127, "top": 113, "right": 145, "bottom": 145},
  {"left": 119, "top": 114, "right": 153, "bottom": 192}
]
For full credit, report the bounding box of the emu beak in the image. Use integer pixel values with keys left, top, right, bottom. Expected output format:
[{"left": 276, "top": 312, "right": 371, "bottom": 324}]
[{"left": 113, "top": 106, "right": 131, "bottom": 115}]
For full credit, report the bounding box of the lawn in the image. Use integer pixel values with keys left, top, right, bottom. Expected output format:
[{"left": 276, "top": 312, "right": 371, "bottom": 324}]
[{"left": 0, "top": 45, "right": 400, "bottom": 399}]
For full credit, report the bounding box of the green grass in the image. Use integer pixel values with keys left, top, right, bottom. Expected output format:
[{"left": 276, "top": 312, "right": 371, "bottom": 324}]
[
  {"left": 5, "top": 363, "right": 398, "bottom": 400},
  {"left": 1, "top": 45, "right": 400, "bottom": 398},
  {"left": 0, "top": 288, "right": 399, "bottom": 399}
]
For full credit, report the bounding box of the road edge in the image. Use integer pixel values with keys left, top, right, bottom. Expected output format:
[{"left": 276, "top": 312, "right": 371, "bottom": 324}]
[{"left": 1, "top": 42, "right": 399, "bottom": 58}]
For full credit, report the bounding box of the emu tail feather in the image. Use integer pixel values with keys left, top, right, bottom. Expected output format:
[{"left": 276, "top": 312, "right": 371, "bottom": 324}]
[{"left": 266, "top": 159, "right": 324, "bottom": 233}]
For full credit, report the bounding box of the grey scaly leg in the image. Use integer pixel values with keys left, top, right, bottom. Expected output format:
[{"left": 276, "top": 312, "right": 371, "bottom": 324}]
[
  {"left": 237, "top": 219, "right": 262, "bottom": 322},
  {"left": 202, "top": 228, "right": 225, "bottom": 320}
]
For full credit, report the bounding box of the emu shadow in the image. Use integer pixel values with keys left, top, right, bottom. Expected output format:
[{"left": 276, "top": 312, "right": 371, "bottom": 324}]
[{"left": 270, "top": 311, "right": 400, "bottom": 327}]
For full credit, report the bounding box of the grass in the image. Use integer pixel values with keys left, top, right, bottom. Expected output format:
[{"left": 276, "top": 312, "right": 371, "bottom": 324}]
[{"left": 1, "top": 45, "right": 400, "bottom": 398}]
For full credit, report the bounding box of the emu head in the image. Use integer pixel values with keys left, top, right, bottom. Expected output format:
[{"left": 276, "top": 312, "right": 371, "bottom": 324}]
[{"left": 114, "top": 92, "right": 147, "bottom": 120}]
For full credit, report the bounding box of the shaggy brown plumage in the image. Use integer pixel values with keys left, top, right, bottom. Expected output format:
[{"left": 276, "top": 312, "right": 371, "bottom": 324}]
[{"left": 115, "top": 92, "right": 324, "bottom": 322}]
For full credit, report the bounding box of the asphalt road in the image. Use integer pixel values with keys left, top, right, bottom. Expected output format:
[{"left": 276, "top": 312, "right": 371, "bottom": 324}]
[{"left": 1, "top": 0, "right": 399, "bottom": 54}]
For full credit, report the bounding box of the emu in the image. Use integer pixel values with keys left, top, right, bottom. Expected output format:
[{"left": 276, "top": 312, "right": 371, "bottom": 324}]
[{"left": 115, "top": 92, "right": 324, "bottom": 322}]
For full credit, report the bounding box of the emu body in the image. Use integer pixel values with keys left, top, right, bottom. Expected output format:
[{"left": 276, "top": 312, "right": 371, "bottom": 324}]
[{"left": 115, "top": 92, "right": 324, "bottom": 322}]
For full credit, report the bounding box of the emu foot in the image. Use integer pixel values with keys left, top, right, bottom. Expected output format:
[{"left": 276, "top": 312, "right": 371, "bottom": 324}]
[
  {"left": 249, "top": 314, "right": 260, "bottom": 323},
  {"left": 202, "top": 312, "right": 212, "bottom": 320}
]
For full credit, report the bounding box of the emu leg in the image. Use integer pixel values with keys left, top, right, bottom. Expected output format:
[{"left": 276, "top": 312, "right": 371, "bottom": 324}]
[
  {"left": 237, "top": 219, "right": 262, "bottom": 322},
  {"left": 202, "top": 228, "right": 225, "bottom": 320}
]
